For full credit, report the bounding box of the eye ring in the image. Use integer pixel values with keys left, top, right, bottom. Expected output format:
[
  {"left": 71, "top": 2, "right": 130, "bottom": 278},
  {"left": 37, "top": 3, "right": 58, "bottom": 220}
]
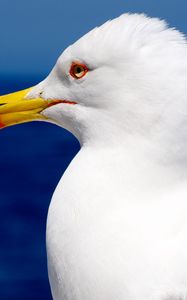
[{"left": 70, "top": 62, "right": 89, "bottom": 79}]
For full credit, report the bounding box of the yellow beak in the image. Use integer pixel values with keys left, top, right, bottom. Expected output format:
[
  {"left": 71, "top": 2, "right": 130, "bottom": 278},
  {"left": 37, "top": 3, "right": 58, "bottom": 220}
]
[{"left": 0, "top": 87, "right": 63, "bottom": 128}]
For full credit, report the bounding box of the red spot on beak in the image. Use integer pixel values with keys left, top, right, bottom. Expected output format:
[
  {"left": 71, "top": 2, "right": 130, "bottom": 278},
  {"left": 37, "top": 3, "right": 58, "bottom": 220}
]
[{"left": 0, "top": 121, "right": 5, "bottom": 128}]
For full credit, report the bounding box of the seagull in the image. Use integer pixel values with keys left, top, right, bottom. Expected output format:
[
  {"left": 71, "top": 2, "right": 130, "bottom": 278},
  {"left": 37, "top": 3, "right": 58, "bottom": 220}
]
[{"left": 1, "top": 13, "right": 187, "bottom": 300}]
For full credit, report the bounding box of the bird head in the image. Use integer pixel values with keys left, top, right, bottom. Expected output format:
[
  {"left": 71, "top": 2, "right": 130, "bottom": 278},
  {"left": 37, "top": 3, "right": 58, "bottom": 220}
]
[{"left": 1, "top": 13, "right": 187, "bottom": 147}]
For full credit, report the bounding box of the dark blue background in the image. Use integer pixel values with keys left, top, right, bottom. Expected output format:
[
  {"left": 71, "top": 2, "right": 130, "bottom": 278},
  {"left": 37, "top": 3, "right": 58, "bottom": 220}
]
[{"left": 0, "top": 1, "right": 187, "bottom": 299}]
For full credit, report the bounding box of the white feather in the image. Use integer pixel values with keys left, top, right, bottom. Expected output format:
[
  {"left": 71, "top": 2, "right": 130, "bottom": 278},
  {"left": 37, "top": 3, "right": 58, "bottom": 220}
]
[{"left": 28, "top": 13, "right": 187, "bottom": 300}]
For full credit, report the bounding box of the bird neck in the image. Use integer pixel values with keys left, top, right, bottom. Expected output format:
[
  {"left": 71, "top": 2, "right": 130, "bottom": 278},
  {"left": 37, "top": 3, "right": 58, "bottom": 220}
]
[
  {"left": 76, "top": 125, "right": 187, "bottom": 189},
  {"left": 64, "top": 105, "right": 187, "bottom": 182}
]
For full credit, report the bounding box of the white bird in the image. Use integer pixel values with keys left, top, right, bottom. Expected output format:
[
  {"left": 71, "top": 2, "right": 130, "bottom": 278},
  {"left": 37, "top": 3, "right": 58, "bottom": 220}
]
[{"left": 1, "top": 13, "right": 187, "bottom": 300}]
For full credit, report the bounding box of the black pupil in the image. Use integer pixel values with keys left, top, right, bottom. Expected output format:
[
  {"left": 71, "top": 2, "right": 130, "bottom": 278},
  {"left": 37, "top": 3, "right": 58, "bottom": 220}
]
[{"left": 76, "top": 66, "right": 82, "bottom": 73}]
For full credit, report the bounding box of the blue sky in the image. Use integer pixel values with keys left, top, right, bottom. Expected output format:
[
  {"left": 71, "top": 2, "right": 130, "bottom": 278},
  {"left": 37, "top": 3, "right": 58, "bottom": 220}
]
[{"left": 0, "top": 0, "right": 187, "bottom": 76}]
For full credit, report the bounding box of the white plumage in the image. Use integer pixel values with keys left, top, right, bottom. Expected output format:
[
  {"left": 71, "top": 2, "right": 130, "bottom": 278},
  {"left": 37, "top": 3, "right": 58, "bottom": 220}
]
[{"left": 28, "top": 13, "right": 187, "bottom": 300}]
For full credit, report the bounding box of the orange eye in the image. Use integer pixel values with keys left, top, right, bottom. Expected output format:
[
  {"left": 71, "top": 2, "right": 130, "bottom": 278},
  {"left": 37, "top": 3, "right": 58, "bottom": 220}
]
[{"left": 70, "top": 62, "right": 89, "bottom": 79}]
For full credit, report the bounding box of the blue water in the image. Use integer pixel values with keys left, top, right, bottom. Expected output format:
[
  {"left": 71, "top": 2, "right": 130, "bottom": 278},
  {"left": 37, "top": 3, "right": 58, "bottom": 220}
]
[{"left": 0, "top": 75, "right": 80, "bottom": 300}]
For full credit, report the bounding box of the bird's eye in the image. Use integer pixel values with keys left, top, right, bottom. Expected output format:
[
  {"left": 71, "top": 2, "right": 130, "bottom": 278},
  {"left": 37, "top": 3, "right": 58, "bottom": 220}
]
[{"left": 70, "top": 62, "right": 89, "bottom": 79}]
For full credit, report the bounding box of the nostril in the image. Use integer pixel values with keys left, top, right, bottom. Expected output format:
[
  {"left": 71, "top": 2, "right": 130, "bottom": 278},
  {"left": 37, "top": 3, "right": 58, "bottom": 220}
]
[
  {"left": 39, "top": 91, "right": 43, "bottom": 97},
  {"left": 0, "top": 103, "right": 6, "bottom": 106}
]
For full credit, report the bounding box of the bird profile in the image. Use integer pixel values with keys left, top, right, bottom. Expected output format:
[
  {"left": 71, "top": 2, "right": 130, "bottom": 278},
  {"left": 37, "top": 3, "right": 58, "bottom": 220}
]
[{"left": 1, "top": 13, "right": 187, "bottom": 300}]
